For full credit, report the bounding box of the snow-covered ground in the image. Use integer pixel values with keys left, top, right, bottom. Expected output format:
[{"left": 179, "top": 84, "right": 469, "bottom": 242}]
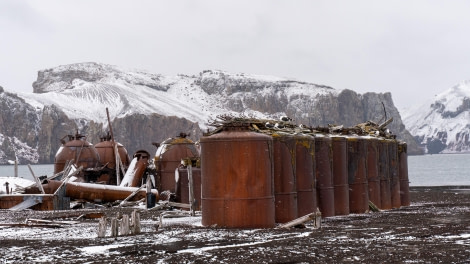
[{"left": 1, "top": 188, "right": 470, "bottom": 263}]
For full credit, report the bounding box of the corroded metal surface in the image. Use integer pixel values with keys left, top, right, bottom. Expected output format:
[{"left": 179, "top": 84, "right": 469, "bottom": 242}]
[
  {"left": 120, "top": 150, "right": 150, "bottom": 187},
  {"left": 378, "top": 139, "right": 392, "bottom": 210},
  {"left": 295, "top": 133, "right": 317, "bottom": 217},
  {"left": 398, "top": 142, "right": 410, "bottom": 206},
  {"left": 347, "top": 136, "right": 369, "bottom": 214},
  {"left": 54, "top": 133, "right": 100, "bottom": 174},
  {"left": 388, "top": 139, "right": 401, "bottom": 208},
  {"left": 94, "top": 137, "right": 131, "bottom": 170},
  {"left": 176, "top": 166, "right": 202, "bottom": 211},
  {"left": 200, "top": 126, "right": 275, "bottom": 228},
  {"left": 272, "top": 132, "right": 298, "bottom": 223},
  {"left": 0, "top": 195, "right": 57, "bottom": 210},
  {"left": 314, "top": 135, "right": 335, "bottom": 217},
  {"left": 367, "top": 137, "right": 381, "bottom": 208},
  {"left": 154, "top": 134, "right": 199, "bottom": 193},
  {"left": 43, "top": 180, "right": 158, "bottom": 203},
  {"left": 331, "top": 136, "right": 349, "bottom": 216}
]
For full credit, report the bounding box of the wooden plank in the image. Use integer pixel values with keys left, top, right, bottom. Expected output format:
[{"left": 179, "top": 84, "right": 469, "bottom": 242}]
[
  {"left": 97, "top": 216, "right": 107, "bottom": 238},
  {"left": 119, "top": 184, "right": 145, "bottom": 207},
  {"left": 277, "top": 208, "right": 322, "bottom": 229},
  {"left": 120, "top": 215, "right": 130, "bottom": 235},
  {"left": 110, "top": 218, "right": 119, "bottom": 237},
  {"left": 167, "top": 202, "right": 191, "bottom": 209},
  {"left": 188, "top": 164, "right": 195, "bottom": 216},
  {"left": 25, "top": 218, "right": 80, "bottom": 225},
  {"left": 28, "top": 164, "right": 45, "bottom": 194}
]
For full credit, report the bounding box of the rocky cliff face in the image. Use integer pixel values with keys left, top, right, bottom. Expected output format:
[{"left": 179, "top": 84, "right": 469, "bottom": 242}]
[
  {"left": 0, "top": 63, "right": 420, "bottom": 164},
  {"left": 196, "top": 71, "right": 418, "bottom": 154},
  {"left": 83, "top": 113, "right": 203, "bottom": 161},
  {"left": 0, "top": 88, "right": 41, "bottom": 164}
]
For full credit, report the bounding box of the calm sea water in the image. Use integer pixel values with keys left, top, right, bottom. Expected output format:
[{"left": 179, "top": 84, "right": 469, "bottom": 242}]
[
  {"left": 1, "top": 153, "right": 469, "bottom": 186},
  {"left": 0, "top": 164, "right": 54, "bottom": 180},
  {"left": 408, "top": 153, "right": 470, "bottom": 186}
]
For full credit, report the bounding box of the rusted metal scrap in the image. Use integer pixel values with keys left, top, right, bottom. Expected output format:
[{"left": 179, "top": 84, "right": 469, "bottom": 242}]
[{"left": 42, "top": 180, "right": 159, "bottom": 203}]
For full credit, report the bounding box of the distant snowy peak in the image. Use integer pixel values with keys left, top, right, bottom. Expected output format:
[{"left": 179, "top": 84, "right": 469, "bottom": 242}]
[{"left": 403, "top": 80, "right": 470, "bottom": 154}]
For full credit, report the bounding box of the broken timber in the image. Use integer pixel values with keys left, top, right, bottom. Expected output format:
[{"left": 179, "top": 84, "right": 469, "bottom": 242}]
[
  {"left": 277, "top": 208, "right": 322, "bottom": 229},
  {"left": 97, "top": 210, "right": 141, "bottom": 238}
]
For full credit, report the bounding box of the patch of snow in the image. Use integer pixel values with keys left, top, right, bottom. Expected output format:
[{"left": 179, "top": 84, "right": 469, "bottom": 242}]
[{"left": 80, "top": 243, "right": 134, "bottom": 254}]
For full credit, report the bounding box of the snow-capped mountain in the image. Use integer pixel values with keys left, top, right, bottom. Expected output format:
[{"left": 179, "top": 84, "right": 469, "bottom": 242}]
[
  {"left": 25, "top": 62, "right": 335, "bottom": 129},
  {"left": 403, "top": 81, "right": 470, "bottom": 154},
  {"left": 0, "top": 62, "right": 418, "bottom": 164}
]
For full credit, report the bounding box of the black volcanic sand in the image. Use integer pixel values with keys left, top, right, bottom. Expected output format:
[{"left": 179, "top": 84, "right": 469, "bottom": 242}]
[{"left": 1, "top": 186, "right": 469, "bottom": 263}]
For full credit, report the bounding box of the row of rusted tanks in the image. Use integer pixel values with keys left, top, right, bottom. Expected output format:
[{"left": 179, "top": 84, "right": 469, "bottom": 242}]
[
  {"left": 198, "top": 117, "right": 410, "bottom": 228},
  {"left": 51, "top": 116, "right": 410, "bottom": 229}
]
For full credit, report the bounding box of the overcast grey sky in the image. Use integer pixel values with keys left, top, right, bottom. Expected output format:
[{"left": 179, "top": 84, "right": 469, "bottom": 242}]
[{"left": 1, "top": 0, "right": 470, "bottom": 111}]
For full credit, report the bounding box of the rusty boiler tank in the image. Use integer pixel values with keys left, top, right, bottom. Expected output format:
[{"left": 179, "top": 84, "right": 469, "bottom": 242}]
[
  {"left": 294, "top": 133, "right": 317, "bottom": 218},
  {"left": 388, "top": 139, "right": 401, "bottom": 208},
  {"left": 272, "top": 132, "right": 298, "bottom": 223},
  {"left": 366, "top": 136, "right": 381, "bottom": 209},
  {"left": 94, "top": 133, "right": 131, "bottom": 185},
  {"left": 314, "top": 133, "right": 335, "bottom": 217},
  {"left": 347, "top": 136, "right": 369, "bottom": 214},
  {"left": 154, "top": 133, "right": 199, "bottom": 193},
  {"left": 398, "top": 141, "right": 410, "bottom": 206},
  {"left": 176, "top": 158, "right": 202, "bottom": 211},
  {"left": 331, "top": 135, "right": 349, "bottom": 216},
  {"left": 120, "top": 150, "right": 151, "bottom": 188},
  {"left": 54, "top": 132, "right": 100, "bottom": 175},
  {"left": 200, "top": 123, "right": 275, "bottom": 228},
  {"left": 378, "top": 138, "right": 392, "bottom": 210}
]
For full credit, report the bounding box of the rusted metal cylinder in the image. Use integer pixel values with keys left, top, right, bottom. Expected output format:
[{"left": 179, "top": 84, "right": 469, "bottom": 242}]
[
  {"left": 294, "top": 133, "right": 316, "bottom": 218},
  {"left": 388, "top": 139, "right": 401, "bottom": 208},
  {"left": 378, "top": 138, "right": 392, "bottom": 209},
  {"left": 176, "top": 166, "right": 202, "bottom": 211},
  {"left": 272, "top": 132, "right": 298, "bottom": 223},
  {"left": 54, "top": 133, "right": 100, "bottom": 174},
  {"left": 94, "top": 137, "right": 131, "bottom": 170},
  {"left": 366, "top": 137, "right": 381, "bottom": 209},
  {"left": 331, "top": 136, "right": 349, "bottom": 216},
  {"left": 154, "top": 133, "right": 199, "bottom": 193},
  {"left": 314, "top": 134, "right": 335, "bottom": 217},
  {"left": 120, "top": 150, "right": 150, "bottom": 187},
  {"left": 347, "top": 136, "right": 369, "bottom": 214},
  {"left": 398, "top": 142, "right": 410, "bottom": 206},
  {"left": 43, "top": 180, "right": 159, "bottom": 203},
  {"left": 200, "top": 125, "right": 275, "bottom": 228}
]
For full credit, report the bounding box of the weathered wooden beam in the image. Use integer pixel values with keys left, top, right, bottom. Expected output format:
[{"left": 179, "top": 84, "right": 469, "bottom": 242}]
[
  {"left": 120, "top": 214, "right": 130, "bottom": 235},
  {"left": 277, "top": 208, "right": 322, "bottom": 229},
  {"left": 167, "top": 201, "right": 191, "bottom": 209},
  {"left": 97, "top": 216, "right": 107, "bottom": 238},
  {"left": 369, "top": 200, "right": 380, "bottom": 212},
  {"left": 28, "top": 164, "right": 45, "bottom": 194},
  {"left": 378, "top": 117, "right": 393, "bottom": 130},
  {"left": 118, "top": 184, "right": 146, "bottom": 206},
  {"left": 25, "top": 218, "right": 80, "bottom": 226}
]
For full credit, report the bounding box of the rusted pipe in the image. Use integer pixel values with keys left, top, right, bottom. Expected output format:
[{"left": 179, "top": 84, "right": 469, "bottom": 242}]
[{"left": 43, "top": 180, "right": 159, "bottom": 203}]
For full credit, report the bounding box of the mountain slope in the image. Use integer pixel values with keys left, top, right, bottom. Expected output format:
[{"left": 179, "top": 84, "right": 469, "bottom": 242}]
[
  {"left": 24, "top": 63, "right": 337, "bottom": 130},
  {"left": 402, "top": 81, "right": 470, "bottom": 154},
  {"left": 0, "top": 62, "right": 419, "bottom": 164}
]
